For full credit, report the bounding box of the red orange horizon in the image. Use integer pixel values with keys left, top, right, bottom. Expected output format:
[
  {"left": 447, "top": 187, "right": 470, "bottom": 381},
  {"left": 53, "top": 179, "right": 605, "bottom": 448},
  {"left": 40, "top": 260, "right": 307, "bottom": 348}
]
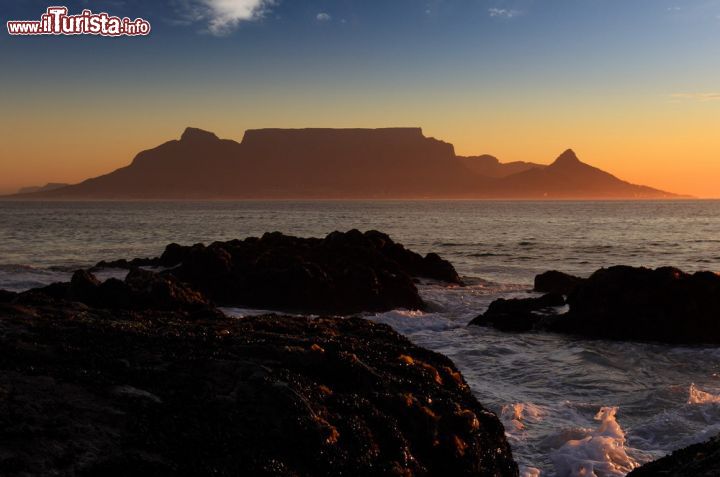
[{"left": 0, "top": 124, "right": 716, "bottom": 198}]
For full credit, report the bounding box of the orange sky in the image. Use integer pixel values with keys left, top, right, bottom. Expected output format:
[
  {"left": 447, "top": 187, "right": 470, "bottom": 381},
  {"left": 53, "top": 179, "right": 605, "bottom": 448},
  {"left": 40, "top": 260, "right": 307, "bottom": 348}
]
[
  {"left": 3, "top": 0, "right": 719, "bottom": 198},
  {"left": 1, "top": 93, "right": 717, "bottom": 197}
]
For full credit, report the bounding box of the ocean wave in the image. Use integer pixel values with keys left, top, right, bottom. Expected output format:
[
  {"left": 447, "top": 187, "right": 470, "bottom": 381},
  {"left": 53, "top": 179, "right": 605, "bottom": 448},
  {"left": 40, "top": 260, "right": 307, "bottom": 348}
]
[
  {"left": 550, "top": 407, "right": 638, "bottom": 477},
  {"left": 501, "top": 402, "right": 545, "bottom": 437},
  {"left": 0, "top": 264, "right": 71, "bottom": 292},
  {"left": 688, "top": 383, "right": 720, "bottom": 405}
]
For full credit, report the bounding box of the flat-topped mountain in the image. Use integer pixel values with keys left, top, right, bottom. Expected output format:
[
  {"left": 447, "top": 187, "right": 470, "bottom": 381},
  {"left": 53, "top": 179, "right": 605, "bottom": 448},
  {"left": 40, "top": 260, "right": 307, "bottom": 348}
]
[{"left": 7, "top": 127, "right": 679, "bottom": 199}]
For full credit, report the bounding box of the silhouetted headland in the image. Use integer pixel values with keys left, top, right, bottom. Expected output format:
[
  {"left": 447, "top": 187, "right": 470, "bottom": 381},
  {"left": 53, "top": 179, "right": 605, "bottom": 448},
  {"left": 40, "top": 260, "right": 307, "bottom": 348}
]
[{"left": 7, "top": 127, "right": 681, "bottom": 199}]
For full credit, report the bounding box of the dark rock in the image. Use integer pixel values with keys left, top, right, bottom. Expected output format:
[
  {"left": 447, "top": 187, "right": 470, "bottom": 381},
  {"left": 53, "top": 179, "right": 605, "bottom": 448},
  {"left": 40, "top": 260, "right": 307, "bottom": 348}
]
[
  {"left": 480, "top": 266, "right": 720, "bottom": 344},
  {"left": 555, "top": 266, "right": 720, "bottom": 343},
  {"left": 94, "top": 257, "right": 160, "bottom": 270},
  {"left": 159, "top": 242, "right": 189, "bottom": 267},
  {"left": 628, "top": 434, "right": 720, "bottom": 477},
  {"left": 0, "top": 289, "right": 17, "bottom": 303},
  {"left": 0, "top": 301, "right": 518, "bottom": 477},
  {"left": 469, "top": 293, "right": 565, "bottom": 332},
  {"left": 22, "top": 269, "right": 213, "bottom": 314},
  {"left": 363, "top": 230, "right": 463, "bottom": 284},
  {"left": 122, "top": 268, "right": 212, "bottom": 312},
  {"left": 102, "top": 230, "right": 462, "bottom": 314},
  {"left": 534, "top": 270, "right": 584, "bottom": 295},
  {"left": 68, "top": 269, "right": 101, "bottom": 303}
]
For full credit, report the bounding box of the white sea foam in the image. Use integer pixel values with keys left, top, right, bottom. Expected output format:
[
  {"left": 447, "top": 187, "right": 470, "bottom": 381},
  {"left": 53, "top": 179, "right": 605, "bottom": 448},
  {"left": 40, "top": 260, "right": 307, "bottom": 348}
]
[
  {"left": 550, "top": 407, "right": 638, "bottom": 477},
  {"left": 521, "top": 466, "right": 542, "bottom": 477},
  {"left": 501, "top": 402, "right": 545, "bottom": 435},
  {"left": 0, "top": 264, "right": 71, "bottom": 292},
  {"left": 92, "top": 267, "right": 130, "bottom": 282},
  {"left": 369, "top": 309, "right": 461, "bottom": 334}
]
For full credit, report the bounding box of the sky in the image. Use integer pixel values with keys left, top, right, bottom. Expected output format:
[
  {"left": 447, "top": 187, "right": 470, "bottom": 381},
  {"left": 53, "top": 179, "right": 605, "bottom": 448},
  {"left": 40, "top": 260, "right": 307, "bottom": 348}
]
[{"left": 1, "top": 0, "right": 719, "bottom": 197}]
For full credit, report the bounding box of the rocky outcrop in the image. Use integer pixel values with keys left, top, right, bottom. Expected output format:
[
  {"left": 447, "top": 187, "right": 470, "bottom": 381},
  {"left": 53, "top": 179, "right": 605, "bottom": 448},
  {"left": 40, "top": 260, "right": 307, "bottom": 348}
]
[
  {"left": 0, "top": 289, "right": 16, "bottom": 303},
  {"left": 472, "top": 266, "right": 720, "bottom": 344},
  {"left": 558, "top": 266, "right": 720, "bottom": 343},
  {"left": 0, "top": 293, "right": 518, "bottom": 476},
  {"left": 24, "top": 268, "right": 214, "bottom": 315},
  {"left": 469, "top": 293, "right": 565, "bottom": 332},
  {"left": 533, "top": 270, "right": 584, "bottom": 295},
  {"left": 628, "top": 434, "right": 720, "bottom": 477},
  {"left": 95, "top": 230, "right": 462, "bottom": 314}
]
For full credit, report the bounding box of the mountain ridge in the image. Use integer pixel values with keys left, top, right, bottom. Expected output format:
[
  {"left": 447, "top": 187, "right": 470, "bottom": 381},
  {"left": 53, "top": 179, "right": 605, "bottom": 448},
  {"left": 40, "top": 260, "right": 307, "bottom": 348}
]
[{"left": 6, "top": 127, "right": 682, "bottom": 200}]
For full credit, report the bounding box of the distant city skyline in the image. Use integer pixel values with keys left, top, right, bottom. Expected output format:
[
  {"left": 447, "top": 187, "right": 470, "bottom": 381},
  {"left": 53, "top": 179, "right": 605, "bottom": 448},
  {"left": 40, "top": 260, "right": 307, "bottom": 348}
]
[{"left": 2, "top": 0, "right": 719, "bottom": 196}]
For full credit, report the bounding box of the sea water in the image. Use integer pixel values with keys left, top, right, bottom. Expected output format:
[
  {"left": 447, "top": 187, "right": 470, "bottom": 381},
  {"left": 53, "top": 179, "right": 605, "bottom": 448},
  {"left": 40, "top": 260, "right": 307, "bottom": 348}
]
[{"left": 1, "top": 200, "right": 720, "bottom": 476}]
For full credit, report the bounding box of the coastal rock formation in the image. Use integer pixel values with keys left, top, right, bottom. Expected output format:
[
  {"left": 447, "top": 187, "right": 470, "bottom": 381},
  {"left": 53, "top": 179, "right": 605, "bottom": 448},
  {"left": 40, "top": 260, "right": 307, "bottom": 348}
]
[
  {"left": 472, "top": 266, "right": 720, "bottom": 344},
  {"left": 558, "top": 266, "right": 720, "bottom": 342},
  {"left": 96, "top": 230, "right": 462, "bottom": 314},
  {"left": 533, "top": 270, "right": 584, "bottom": 295},
  {"left": 25, "top": 268, "right": 215, "bottom": 315},
  {"left": 469, "top": 293, "right": 565, "bottom": 332},
  {"left": 628, "top": 434, "right": 720, "bottom": 476},
  {"left": 0, "top": 292, "right": 518, "bottom": 476}
]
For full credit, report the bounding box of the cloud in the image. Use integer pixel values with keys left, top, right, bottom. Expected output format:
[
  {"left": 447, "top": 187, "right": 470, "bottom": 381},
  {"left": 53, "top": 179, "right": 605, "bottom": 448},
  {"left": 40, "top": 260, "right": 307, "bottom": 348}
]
[
  {"left": 488, "top": 7, "right": 521, "bottom": 19},
  {"left": 176, "top": 0, "right": 275, "bottom": 35},
  {"left": 671, "top": 92, "right": 720, "bottom": 102},
  {"left": 316, "top": 12, "right": 331, "bottom": 22}
]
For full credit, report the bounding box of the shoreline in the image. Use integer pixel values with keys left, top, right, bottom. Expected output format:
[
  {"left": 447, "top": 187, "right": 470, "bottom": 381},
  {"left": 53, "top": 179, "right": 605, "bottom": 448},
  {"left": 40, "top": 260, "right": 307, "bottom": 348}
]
[{"left": 1, "top": 225, "right": 720, "bottom": 474}]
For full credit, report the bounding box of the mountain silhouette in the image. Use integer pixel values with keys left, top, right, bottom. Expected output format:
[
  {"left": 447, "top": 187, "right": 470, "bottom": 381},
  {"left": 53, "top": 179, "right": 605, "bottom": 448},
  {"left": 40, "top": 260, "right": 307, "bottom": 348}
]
[
  {"left": 456, "top": 155, "right": 543, "bottom": 178},
  {"left": 17, "top": 183, "right": 70, "bottom": 194},
  {"left": 495, "top": 149, "right": 673, "bottom": 198},
  {"left": 7, "top": 128, "right": 679, "bottom": 199}
]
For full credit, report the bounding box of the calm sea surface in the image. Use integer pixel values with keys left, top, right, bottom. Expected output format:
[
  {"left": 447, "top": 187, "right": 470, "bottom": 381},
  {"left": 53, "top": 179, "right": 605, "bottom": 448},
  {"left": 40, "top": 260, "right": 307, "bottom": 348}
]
[{"left": 2, "top": 200, "right": 720, "bottom": 476}]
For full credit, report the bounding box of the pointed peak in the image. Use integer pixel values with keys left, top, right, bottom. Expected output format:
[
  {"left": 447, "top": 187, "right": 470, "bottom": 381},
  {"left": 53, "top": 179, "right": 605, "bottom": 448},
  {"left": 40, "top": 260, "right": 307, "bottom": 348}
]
[
  {"left": 180, "top": 127, "right": 219, "bottom": 142},
  {"left": 552, "top": 149, "right": 581, "bottom": 166}
]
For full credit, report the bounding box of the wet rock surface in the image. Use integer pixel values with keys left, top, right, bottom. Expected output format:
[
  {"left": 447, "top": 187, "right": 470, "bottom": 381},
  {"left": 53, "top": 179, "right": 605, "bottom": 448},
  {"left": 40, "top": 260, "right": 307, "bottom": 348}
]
[
  {"left": 24, "top": 268, "right": 215, "bottom": 315},
  {"left": 473, "top": 266, "right": 720, "bottom": 344},
  {"left": 469, "top": 293, "right": 565, "bottom": 332},
  {"left": 533, "top": 270, "right": 583, "bottom": 296},
  {"left": 559, "top": 265, "right": 720, "bottom": 343},
  {"left": 628, "top": 434, "right": 720, "bottom": 477},
  {"left": 95, "top": 230, "right": 462, "bottom": 314},
  {"left": 0, "top": 294, "right": 517, "bottom": 477}
]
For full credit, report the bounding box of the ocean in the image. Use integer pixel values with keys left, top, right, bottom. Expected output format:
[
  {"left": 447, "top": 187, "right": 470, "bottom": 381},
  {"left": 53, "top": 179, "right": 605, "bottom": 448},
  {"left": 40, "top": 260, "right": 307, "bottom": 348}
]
[{"left": 2, "top": 200, "right": 720, "bottom": 476}]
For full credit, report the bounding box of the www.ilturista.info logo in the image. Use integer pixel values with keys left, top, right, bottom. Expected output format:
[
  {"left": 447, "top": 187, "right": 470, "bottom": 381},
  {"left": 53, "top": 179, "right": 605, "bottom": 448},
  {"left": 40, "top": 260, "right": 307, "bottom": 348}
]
[{"left": 7, "top": 6, "right": 151, "bottom": 36}]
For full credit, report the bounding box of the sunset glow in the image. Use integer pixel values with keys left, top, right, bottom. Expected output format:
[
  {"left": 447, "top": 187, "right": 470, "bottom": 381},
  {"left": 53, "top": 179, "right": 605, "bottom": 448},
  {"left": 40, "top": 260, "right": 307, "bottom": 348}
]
[{"left": 2, "top": 0, "right": 719, "bottom": 197}]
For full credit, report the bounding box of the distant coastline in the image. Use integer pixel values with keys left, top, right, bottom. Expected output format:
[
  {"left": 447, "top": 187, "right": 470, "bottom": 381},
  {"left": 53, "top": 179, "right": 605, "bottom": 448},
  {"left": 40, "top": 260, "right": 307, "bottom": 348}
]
[{"left": 4, "top": 127, "right": 685, "bottom": 200}]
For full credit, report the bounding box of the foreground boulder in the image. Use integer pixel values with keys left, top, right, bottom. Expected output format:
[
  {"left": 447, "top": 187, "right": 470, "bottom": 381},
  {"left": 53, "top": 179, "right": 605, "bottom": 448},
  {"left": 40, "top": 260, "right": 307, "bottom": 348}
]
[
  {"left": 473, "top": 266, "right": 720, "bottom": 344},
  {"left": 469, "top": 293, "right": 565, "bottom": 332},
  {"left": 559, "top": 266, "right": 720, "bottom": 343},
  {"left": 0, "top": 298, "right": 517, "bottom": 477},
  {"left": 533, "top": 270, "right": 583, "bottom": 295},
  {"left": 628, "top": 434, "right": 720, "bottom": 477},
  {"left": 23, "top": 268, "right": 215, "bottom": 315},
  {"left": 96, "top": 230, "right": 462, "bottom": 314}
]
